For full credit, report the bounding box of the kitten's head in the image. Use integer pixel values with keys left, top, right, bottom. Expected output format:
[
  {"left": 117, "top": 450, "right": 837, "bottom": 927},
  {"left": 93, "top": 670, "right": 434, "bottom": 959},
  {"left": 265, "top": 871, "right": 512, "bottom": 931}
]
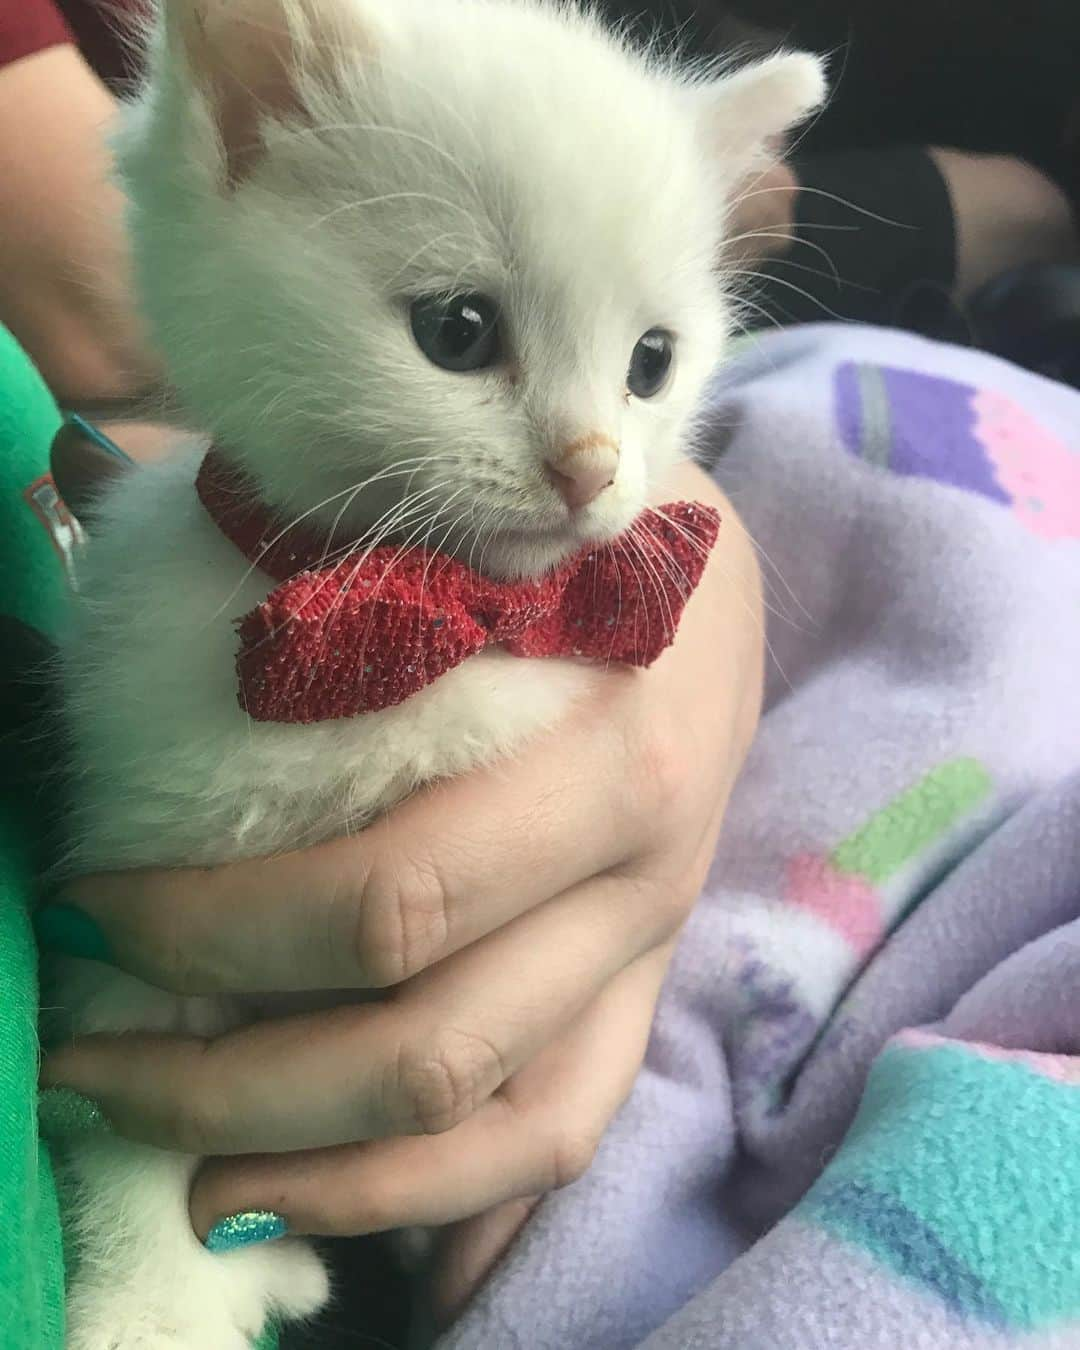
[{"left": 123, "top": 0, "right": 823, "bottom": 576}]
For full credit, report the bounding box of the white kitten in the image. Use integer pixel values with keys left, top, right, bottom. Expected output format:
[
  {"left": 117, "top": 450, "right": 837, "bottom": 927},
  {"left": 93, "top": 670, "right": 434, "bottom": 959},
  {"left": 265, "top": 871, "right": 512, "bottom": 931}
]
[{"left": 55, "top": 2, "right": 823, "bottom": 1345}]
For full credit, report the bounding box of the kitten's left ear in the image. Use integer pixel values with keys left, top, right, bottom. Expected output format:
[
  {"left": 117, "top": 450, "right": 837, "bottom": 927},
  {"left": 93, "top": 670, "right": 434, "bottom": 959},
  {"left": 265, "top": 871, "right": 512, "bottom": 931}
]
[
  {"left": 694, "top": 52, "right": 827, "bottom": 176},
  {"left": 164, "top": 0, "right": 377, "bottom": 186}
]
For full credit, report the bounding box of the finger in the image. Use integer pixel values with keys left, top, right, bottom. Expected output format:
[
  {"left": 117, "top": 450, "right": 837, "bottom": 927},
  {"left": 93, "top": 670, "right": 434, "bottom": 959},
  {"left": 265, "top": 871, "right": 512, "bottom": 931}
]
[
  {"left": 42, "top": 878, "right": 679, "bottom": 1156},
  {"left": 429, "top": 1197, "right": 541, "bottom": 1328},
  {"left": 49, "top": 672, "right": 674, "bottom": 995},
  {"left": 50, "top": 416, "right": 180, "bottom": 518},
  {"left": 50, "top": 416, "right": 133, "bottom": 520},
  {"left": 188, "top": 946, "right": 669, "bottom": 1241}
]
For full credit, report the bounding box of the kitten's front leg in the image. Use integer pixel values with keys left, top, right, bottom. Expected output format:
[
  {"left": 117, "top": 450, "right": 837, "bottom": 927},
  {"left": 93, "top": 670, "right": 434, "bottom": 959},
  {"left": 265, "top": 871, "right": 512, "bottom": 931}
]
[
  {"left": 53, "top": 973, "right": 330, "bottom": 1349},
  {"left": 61, "top": 1137, "right": 327, "bottom": 1350}
]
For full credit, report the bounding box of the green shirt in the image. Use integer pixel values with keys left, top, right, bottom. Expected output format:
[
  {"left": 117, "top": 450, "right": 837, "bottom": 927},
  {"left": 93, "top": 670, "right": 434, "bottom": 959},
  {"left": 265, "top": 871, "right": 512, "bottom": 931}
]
[
  {"left": 0, "top": 322, "right": 67, "bottom": 1350},
  {"left": 0, "top": 323, "right": 280, "bottom": 1350}
]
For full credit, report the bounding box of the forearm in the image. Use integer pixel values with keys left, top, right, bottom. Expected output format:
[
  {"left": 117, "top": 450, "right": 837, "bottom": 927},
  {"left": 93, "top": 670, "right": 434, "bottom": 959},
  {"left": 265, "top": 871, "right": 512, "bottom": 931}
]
[
  {"left": 930, "top": 148, "right": 1079, "bottom": 301},
  {"left": 727, "top": 147, "right": 1079, "bottom": 313},
  {"left": 0, "top": 47, "right": 159, "bottom": 402}
]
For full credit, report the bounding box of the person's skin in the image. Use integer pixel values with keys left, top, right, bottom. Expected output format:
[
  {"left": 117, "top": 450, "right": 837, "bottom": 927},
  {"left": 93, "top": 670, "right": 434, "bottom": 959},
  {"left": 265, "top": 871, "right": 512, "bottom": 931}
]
[
  {"left": 728, "top": 151, "right": 1080, "bottom": 302},
  {"left": 44, "top": 420, "right": 765, "bottom": 1319},
  {"left": 929, "top": 149, "right": 1080, "bottom": 302},
  {"left": 0, "top": 45, "right": 159, "bottom": 403}
]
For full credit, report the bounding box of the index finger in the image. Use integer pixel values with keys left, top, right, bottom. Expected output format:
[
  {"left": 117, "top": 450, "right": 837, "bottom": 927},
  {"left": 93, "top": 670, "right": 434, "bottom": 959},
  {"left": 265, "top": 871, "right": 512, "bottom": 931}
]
[{"left": 43, "top": 681, "right": 658, "bottom": 995}]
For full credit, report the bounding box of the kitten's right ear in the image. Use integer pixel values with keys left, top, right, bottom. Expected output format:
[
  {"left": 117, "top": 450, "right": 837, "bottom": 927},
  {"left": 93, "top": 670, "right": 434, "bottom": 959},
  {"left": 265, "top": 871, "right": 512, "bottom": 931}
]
[
  {"left": 162, "top": 0, "right": 375, "bottom": 186},
  {"left": 694, "top": 51, "right": 827, "bottom": 178}
]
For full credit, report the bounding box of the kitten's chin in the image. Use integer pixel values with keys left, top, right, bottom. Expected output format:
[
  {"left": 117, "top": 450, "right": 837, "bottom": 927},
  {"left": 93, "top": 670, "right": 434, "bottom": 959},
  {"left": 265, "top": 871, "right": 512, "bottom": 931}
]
[
  {"left": 480, "top": 533, "right": 583, "bottom": 582},
  {"left": 479, "top": 510, "right": 642, "bottom": 582}
]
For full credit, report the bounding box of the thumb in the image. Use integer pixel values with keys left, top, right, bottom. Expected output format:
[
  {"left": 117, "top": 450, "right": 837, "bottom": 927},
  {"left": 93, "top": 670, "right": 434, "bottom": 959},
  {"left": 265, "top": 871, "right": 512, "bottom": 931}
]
[{"left": 50, "top": 415, "right": 134, "bottom": 523}]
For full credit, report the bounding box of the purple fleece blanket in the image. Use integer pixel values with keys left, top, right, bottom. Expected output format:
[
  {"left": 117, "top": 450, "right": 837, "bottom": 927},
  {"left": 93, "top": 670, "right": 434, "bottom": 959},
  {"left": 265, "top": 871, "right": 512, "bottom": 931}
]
[{"left": 435, "top": 325, "right": 1080, "bottom": 1350}]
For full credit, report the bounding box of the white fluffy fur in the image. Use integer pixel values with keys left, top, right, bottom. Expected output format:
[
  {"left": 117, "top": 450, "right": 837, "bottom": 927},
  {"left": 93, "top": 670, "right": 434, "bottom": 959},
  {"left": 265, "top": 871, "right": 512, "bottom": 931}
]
[{"left": 56, "top": 2, "right": 823, "bottom": 1344}]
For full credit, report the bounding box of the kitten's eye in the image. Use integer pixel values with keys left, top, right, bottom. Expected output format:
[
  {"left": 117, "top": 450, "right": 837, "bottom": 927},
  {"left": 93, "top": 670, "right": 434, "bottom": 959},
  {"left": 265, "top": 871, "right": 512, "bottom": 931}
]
[
  {"left": 627, "top": 328, "right": 674, "bottom": 399},
  {"left": 410, "top": 293, "right": 500, "bottom": 372}
]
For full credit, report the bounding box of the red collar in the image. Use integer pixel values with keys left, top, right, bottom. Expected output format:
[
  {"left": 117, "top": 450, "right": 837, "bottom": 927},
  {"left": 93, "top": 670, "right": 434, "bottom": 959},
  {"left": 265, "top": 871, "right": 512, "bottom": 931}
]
[
  {"left": 196, "top": 449, "right": 720, "bottom": 723},
  {"left": 196, "top": 448, "right": 344, "bottom": 584}
]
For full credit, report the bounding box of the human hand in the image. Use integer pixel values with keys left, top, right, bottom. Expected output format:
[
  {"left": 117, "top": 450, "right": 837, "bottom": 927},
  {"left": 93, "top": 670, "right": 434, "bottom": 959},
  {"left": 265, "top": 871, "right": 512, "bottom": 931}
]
[{"left": 41, "top": 426, "right": 763, "bottom": 1317}]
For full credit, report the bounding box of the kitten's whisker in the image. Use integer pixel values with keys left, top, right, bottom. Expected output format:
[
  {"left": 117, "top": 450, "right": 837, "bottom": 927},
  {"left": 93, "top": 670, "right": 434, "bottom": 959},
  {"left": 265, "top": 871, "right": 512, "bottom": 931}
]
[
  {"left": 385, "top": 232, "right": 492, "bottom": 288},
  {"left": 626, "top": 523, "right": 682, "bottom": 641},
  {"left": 296, "top": 487, "right": 459, "bottom": 681},
  {"left": 709, "top": 550, "right": 794, "bottom": 693},
  {"left": 612, "top": 530, "right": 656, "bottom": 662},
  {"left": 730, "top": 260, "right": 877, "bottom": 297},
  {"left": 730, "top": 182, "right": 918, "bottom": 232},
  {"left": 203, "top": 461, "right": 448, "bottom": 628},
  {"left": 308, "top": 190, "right": 476, "bottom": 232},
  {"left": 316, "top": 459, "right": 449, "bottom": 569},
  {"left": 654, "top": 505, "right": 816, "bottom": 634},
  {"left": 469, "top": 503, "right": 505, "bottom": 578},
  {"left": 650, "top": 507, "right": 711, "bottom": 563},
  {"left": 312, "top": 454, "right": 463, "bottom": 568},
  {"left": 735, "top": 521, "right": 818, "bottom": 631},
  {"left": 650, "top": 508, "right": 807, "bottom": 633},
  {"left": 271, "top": 120, "right": 480, "bottom": 197},
  {"left": 605, "top": 540, "right": 624, "bottom": 670},
  {"left": 726, "top": 291, "right": 786, "bottom": 337},
  {"left": 731, "top": 269, "right": 854, "bottom": 322},
  {"left": 258, "top": 484, "right": 448, "bottom": 642},
  {"left": 722, "top": 228, "right": 843, "bottom": 285},
  {"left": 413, "top": 487, "right": 474, "bottom": 639},
  {"left": 334, "top": 488, "right": 470, "bottom": 675}
]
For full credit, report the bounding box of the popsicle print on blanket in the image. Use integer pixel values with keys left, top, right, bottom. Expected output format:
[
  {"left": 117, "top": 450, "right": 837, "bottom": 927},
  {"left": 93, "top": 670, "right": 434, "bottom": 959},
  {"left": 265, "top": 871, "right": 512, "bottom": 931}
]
[
  {"left": 834, "top": 362, "right": 1080, "bottom": 539},
  {"left": 784, "top": 757, "right": 993, "bottom": 962},
  {"left": 803, "top": 1029, "right": 1080, "bottom": 1331},
  {"left": 727, "top": 760, "right": 995, "bottom": 1118}
]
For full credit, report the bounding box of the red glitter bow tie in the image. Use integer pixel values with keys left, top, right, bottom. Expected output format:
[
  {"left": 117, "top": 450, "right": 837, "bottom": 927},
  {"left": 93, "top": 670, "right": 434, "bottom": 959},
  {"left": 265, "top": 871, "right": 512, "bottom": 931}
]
[{"left": 196, "top": 450, "right": 720, "bottom": 724}]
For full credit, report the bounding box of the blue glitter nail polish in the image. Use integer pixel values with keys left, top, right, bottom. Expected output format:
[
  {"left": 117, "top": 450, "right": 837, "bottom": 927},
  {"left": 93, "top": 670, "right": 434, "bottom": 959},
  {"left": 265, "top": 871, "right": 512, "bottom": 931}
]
[
  {"left": 38, "top": 1087, "right": 111, "bottom": 1140},
  {"left": 34, "top": 902, "right": 113, "bottom": 964},
  {"left": 204, "top": 1211, "right": 288, "bottom": 1254}
]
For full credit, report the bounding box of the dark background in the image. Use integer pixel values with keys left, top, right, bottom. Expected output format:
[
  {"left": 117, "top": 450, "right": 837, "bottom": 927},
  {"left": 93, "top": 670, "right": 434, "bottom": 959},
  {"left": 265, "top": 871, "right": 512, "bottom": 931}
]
[{"left": 600, "top": 1, "right": 1080, "bottom": 190}]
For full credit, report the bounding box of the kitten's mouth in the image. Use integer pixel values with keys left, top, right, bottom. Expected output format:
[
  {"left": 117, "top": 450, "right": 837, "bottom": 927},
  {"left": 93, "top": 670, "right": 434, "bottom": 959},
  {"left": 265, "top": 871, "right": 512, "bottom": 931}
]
[
  {"left": 464, "top": 511, "right": 639, "bottom": 582},
  {"left": 486, "top": 502, "right": 635, "bottom": 547}
]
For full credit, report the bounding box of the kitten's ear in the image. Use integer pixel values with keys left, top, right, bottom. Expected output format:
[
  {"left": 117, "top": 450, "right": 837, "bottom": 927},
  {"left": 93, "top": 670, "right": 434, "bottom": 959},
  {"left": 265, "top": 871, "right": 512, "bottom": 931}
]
[
  {"left": 163, "top": 0, "right": 374, "bottom": 185},
  {"left": 695, "top": 52, "right": 826, "bottom": 176}
]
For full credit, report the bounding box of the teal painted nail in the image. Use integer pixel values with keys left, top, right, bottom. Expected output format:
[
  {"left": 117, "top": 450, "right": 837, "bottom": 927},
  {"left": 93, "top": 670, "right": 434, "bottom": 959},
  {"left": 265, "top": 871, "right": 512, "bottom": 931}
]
[
  {"left": 65, "top": 413, "right": 135, "bottom": 464},
  {"left": 38, "top": 1087, "right": 111, "bottom": 1140},
  {"left": 205, "top": 1211, "right": 288, "bottom": 1254},
  {"left": 34, "top": 903, "right": 113, "bottom": 964}
]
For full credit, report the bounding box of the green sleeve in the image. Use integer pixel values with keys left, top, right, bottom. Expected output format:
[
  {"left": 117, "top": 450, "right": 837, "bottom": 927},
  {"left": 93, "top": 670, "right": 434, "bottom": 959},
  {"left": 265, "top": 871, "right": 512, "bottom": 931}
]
[
  {"left": 0, "top": 324, "right": 66, "bottom": 1349},
  {"left": 0, "top": 325, "right": 281, "bottom": 1349}
]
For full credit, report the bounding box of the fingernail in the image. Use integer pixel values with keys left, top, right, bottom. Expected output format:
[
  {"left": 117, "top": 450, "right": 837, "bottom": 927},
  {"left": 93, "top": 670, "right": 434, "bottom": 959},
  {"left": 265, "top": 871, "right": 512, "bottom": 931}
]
[
  {"left": 205, "top": 1211, "right": 289, "bottom": 1254},
  {"left": 38, "top": 1087, "right": 111, "bottom": 1139},
  {"left": 34, "top": 903, "right": 113, "bottom": 964},
  {"left": 64, "top": 413, "right": 135, "bottom": 464}
]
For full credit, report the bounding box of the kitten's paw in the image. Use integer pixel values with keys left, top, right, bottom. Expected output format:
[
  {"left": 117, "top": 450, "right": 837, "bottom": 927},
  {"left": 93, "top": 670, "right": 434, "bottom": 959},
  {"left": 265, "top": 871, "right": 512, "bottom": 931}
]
[
  {"left": 65, "top": 1240, "right": 329, "bottom": 1350},
  {"left": 257, "top": 1236, "right": 332, "bottom": 1319},
  {"left": 64, "top": 1300, "right": 255, "bottom": 1350}
]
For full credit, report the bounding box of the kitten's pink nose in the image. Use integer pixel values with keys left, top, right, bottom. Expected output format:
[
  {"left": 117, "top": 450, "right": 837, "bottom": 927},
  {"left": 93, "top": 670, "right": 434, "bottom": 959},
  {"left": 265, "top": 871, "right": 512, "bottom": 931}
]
[{"left": 545, "top": 434, "right": 619, "bottom": 511}]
